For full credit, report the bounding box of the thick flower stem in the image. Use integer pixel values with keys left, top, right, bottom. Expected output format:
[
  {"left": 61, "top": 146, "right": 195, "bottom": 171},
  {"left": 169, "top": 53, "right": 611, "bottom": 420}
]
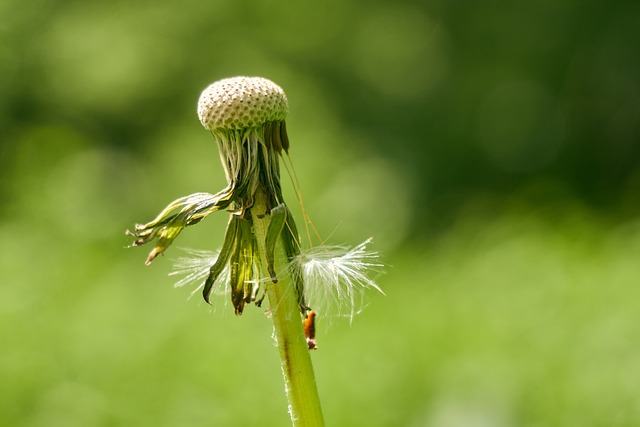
[{"left": 251, "top": 190, "right": 325, "bottom": 427}]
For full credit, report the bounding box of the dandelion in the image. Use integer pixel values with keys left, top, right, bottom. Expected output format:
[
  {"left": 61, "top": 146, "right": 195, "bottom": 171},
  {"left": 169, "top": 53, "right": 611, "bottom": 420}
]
[{"left": 127, "top": 76, "right": 381, "bottom": 426}]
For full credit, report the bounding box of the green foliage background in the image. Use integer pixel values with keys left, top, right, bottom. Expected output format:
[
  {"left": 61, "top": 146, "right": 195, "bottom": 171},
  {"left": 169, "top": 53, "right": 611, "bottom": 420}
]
[{"left": 1, "top": 0, "right": 639, "bottom": 425}]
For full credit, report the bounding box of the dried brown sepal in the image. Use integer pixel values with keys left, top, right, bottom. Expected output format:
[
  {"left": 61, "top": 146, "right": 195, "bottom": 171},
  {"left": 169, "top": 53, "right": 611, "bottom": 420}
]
[
  {"left": 304, "top": 311, "right": 318, "bottom": 350},
  {"left": 269, "top": 120, "right": 289, "bottom": 154},
  {"left": 279, "top": 121, "right": 290, "bottom": 153}
]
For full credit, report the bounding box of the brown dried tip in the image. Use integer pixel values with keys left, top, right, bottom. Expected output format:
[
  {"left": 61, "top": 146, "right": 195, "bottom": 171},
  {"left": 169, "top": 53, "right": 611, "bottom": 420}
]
[
  {"left": 145, "top": 247, "right": 163, "bottom": 265},
  {"left": 304, "top": 311, "right": 318, "bottom": 350}
]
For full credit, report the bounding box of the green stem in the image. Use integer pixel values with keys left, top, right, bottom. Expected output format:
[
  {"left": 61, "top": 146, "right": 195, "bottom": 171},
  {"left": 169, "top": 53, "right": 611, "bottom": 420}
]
[{"left": 251, "top": 190, "right": 325, "bottom": 427}]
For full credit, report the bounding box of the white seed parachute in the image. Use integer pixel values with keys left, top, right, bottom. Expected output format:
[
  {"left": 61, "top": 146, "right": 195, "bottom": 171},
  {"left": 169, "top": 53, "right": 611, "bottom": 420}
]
[{"left": 170, "top": 239, "right": 383, "bottom": 322}]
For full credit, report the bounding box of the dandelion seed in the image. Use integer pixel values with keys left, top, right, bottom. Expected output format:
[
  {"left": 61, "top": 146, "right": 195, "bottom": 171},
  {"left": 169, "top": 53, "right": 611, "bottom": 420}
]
[
  {"left": 292, "top": 238, "right": 384, "bottom": 323},
  {"left": 169, "top": 248, "right": 228, "bottom": 297}
]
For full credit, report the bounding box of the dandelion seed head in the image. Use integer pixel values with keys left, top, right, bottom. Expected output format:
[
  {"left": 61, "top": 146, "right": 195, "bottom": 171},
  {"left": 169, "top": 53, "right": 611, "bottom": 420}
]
[{"left": 198, "top": 76, "right": 288, "bottom": 131}]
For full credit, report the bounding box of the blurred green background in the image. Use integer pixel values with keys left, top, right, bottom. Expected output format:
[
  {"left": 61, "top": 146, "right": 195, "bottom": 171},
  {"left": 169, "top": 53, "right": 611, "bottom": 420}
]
[{"left": 2, "top": 0, "right": 640, "bottom": 425}]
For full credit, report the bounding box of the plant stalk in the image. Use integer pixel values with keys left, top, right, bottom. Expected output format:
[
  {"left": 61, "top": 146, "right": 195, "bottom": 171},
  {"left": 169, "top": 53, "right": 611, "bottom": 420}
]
[{"left": 251, "top": 189, "right": 325, "bottom": 427}]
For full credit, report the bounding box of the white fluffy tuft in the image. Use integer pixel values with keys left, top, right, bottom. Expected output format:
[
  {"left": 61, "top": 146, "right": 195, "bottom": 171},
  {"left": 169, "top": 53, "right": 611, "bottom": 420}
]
[
  {"left": 169, "top": 239, "right": 383, "bottom": 321},
  {"left": 170, "top": 248, "right": 229, "bottom": 298},
  {"left": 294, "top": 238, "right": 384, "bottom": 322}
]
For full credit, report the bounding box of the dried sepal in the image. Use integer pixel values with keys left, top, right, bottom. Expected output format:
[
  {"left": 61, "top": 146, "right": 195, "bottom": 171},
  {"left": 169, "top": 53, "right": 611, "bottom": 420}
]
[
  {"left": 229, "top": 218, "right": 255, "bottom": 315},
  {"left": 304, "top": 311, "right": 318, "bottom": 350},
  {"left": 265, "top": 204, "right": 288, "bottom": 282},
  {"left": 126, "top": 191, "right": 234, "bottom": 264},
  {"left": 280, "top": 206, "right": 308, "bottom": 312},
  {"left": 203, "top": 216, "right": 239, "bottom": 303}
]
